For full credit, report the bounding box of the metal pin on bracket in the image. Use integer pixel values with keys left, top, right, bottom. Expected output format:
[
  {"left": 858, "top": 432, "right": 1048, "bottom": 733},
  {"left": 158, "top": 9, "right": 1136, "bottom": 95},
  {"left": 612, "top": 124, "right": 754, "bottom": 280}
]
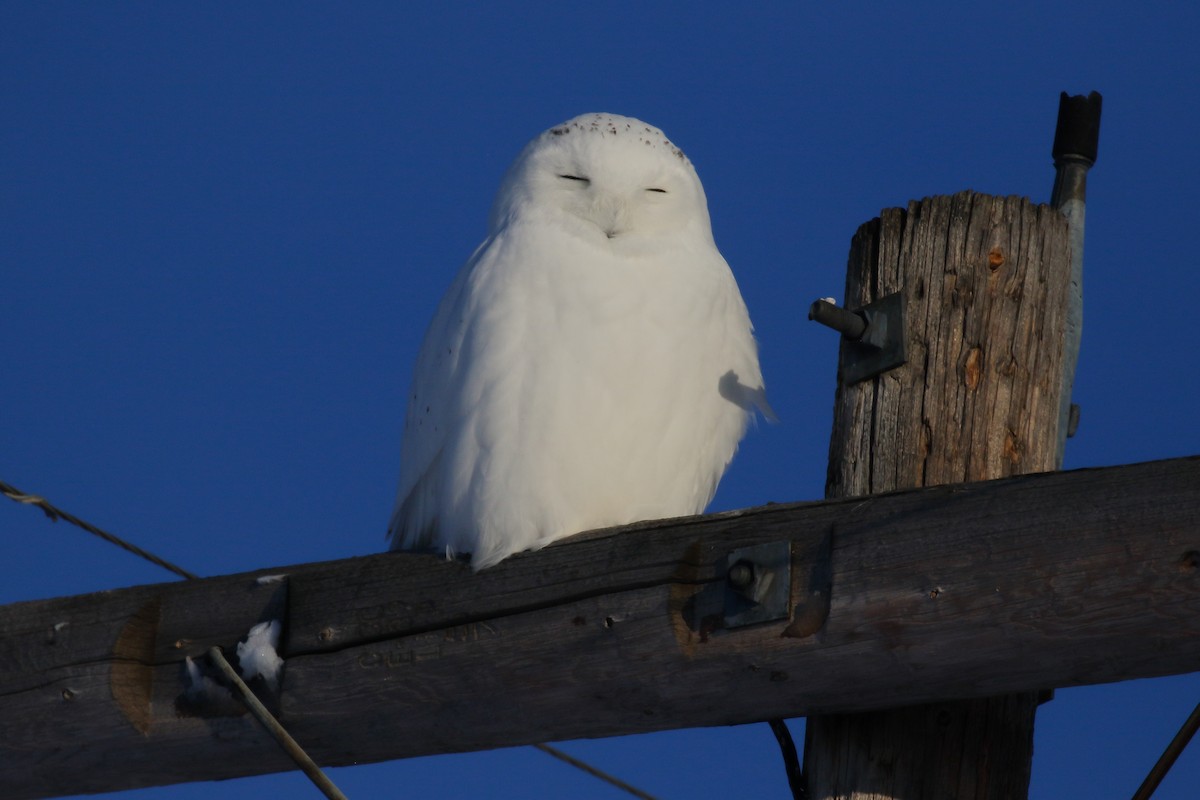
[
  {"left": 724, "top": 541, "right": 792, "bottom": 629},
  {"left": 809, "top": 292, "right": 907, "bottom": 384}
]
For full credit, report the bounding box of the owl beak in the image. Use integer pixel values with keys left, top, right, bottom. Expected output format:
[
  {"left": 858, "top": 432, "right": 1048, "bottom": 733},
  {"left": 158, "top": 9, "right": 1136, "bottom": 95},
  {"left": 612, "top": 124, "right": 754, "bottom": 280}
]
[{"left": 593, "top": 196, "right": 625, "bottom": 239}]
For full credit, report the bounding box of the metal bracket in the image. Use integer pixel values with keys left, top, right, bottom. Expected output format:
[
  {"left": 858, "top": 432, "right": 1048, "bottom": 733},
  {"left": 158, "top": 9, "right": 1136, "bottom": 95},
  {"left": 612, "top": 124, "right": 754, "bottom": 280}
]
[
  {"left": 809, "top": 292, "right": 907, "bottom": 385},
  {"left": 723, "top": 540, "right": 791, "bottom": 629}
]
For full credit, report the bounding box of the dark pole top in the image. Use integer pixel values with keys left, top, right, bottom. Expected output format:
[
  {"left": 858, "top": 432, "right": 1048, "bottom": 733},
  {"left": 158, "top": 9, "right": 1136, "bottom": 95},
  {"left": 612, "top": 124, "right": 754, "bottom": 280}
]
[{"left": 1052, "top": 91, "right": 1103, "bottom": 166}]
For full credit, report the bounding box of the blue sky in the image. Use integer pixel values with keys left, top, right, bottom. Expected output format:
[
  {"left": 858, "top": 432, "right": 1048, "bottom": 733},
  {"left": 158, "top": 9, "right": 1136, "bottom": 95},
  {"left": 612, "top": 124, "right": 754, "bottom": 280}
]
[{"left": 3, "top": 3, "right": 1199, "bottom": 798}]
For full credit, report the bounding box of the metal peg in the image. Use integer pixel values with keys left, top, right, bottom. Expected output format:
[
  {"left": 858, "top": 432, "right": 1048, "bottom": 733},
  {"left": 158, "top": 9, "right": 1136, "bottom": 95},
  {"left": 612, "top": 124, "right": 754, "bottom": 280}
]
[
  {"left": 808, "top": 299, "right": 867, "bottom": 340},
  {"left": 724, "top": 541, "right": 791, "bottom": 629},
  {"left": 728, "top": 560, "right": 755, "bottom": 590},
  {"left": 809, "top": 293, "right": 907, "bottom": 384}
]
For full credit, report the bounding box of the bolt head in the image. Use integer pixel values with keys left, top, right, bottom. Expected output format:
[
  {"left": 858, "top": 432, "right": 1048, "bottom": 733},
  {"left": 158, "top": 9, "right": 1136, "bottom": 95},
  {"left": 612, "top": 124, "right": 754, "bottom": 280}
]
[{"left": 728, "top": 561, "right": 755, "bottom": 590}]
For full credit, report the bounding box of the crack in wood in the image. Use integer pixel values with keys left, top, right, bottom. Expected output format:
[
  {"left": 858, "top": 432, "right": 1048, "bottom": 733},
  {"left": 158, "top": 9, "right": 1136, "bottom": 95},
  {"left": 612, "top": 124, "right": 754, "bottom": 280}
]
[{"left": 286, "top": 573, "right": 719, "bottom": 659}]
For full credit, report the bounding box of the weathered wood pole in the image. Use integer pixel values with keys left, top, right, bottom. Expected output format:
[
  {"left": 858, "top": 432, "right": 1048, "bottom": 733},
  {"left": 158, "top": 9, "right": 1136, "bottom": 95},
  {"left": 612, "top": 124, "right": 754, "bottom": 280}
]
[{"left": 804, "top": 191, "right": 1072, "bottom": 799}]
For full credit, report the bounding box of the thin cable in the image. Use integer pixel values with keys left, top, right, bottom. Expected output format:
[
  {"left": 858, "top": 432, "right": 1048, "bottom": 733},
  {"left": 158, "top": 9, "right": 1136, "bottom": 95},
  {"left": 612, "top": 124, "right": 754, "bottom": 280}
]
[
  {"left": 4, "top": 477, "right": 655, "bottom": 798},
  {"left": 208, "top": 646, "right": 350, "bottom": 800},
  {"left": 533, "top": 743, "right": 658, "bottom": 800},
  {"left": 2, "top": 477, "right": 349, "bottom": 795},
  {"left": 768, "top": 719, "right": 806, "bottom": 799},
  {"left": 0, "top": 478, "right": 198, "bottom": 579},
  {"left": 1131, "top": 697, "right": 1200, "bottom": 800}
]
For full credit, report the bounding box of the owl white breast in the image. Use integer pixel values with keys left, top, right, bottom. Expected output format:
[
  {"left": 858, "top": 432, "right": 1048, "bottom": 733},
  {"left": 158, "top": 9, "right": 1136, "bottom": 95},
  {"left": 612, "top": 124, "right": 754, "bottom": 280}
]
[{"left": 389, "top": 112, "right": 769, "bottom": 569}]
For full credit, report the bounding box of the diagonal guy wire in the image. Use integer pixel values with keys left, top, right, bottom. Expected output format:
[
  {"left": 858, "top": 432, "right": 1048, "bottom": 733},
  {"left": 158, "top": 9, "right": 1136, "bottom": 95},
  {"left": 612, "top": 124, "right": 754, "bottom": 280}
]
[
  {"left": 3, "top": 476, "right": 659, "bottom": 799},
  {"left": 0, "top": 478, "right": 199, "bottom": 579},
  {"left": 208, "top": 646, "right": 349, "bottom": 800},
  {"left": 2, "top": 477, "right": 350, "bottom": 796},
  {"left": 1131, "top": 697, "right": 1200, "bottom": 800},
  {"left": 533, "top": 744, "right": 659, "bottom": 800}
]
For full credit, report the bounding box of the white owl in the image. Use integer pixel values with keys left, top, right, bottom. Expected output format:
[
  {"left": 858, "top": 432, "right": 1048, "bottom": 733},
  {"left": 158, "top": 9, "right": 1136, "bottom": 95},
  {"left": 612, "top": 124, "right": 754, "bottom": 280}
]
[{"left": 389, "top": 113, "right": 770, "bottom": 569}]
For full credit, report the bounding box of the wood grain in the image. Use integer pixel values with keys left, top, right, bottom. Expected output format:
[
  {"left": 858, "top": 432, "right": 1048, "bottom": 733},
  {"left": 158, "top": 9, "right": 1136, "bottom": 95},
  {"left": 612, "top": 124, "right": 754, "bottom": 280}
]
[
  {"left": 808, "top": 191, "right": 1072, "bottom": 799},
  {"left": 2, "top": 455, "right": 1199, "bottom": 797}
]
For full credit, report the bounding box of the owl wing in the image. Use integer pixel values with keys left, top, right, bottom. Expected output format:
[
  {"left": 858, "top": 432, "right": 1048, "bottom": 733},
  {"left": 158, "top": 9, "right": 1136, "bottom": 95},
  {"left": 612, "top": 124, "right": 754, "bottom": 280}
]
[{"left": 387, "top": 240, "right": 489, "bottom": 552}]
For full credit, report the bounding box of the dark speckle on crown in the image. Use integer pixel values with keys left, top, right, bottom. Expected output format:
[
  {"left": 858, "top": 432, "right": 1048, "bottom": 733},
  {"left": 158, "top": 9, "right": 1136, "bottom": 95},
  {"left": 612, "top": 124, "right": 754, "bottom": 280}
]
[{"left": 542, "top": 114, "right": 690, "bottom": 164}]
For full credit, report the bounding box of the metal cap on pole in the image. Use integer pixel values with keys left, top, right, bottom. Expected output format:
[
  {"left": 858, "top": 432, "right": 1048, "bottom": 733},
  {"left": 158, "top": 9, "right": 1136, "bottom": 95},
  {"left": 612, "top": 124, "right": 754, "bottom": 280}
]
[
  {"left": 1052, "top": 91, "right": 1103, "bottom": 169},
  {"left": 1050, "top": 91, "right": 1102, "bottom": 463}
]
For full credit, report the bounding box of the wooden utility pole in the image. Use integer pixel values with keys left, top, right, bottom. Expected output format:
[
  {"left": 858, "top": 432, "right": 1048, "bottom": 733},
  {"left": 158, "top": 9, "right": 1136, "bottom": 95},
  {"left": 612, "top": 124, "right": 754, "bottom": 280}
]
[{"left": 803, "top": 191, "right": 1072, "bottom": 798}]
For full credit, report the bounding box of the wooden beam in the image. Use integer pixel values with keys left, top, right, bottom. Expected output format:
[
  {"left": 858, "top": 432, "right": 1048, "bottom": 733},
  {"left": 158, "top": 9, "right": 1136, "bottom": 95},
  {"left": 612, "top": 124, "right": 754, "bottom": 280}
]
[{"left": 3, "top": 455, "right": 1199, "bottom": 799}]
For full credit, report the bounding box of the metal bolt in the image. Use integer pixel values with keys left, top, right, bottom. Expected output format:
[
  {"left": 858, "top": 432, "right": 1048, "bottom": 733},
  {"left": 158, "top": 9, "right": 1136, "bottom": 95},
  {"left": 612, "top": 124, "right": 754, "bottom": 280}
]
[
  {"left": 808, "top": 299, "right": 867, "bottom": 341},
  {"left": 728, "top": 561, "right": 755, "bottom": 590}
]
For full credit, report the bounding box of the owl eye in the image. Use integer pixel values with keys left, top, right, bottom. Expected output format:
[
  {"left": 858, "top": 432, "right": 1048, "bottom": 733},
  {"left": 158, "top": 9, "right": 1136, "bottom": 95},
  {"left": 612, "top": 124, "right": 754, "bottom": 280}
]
[
  {"left": 558, "top": 174, "right": 590, "bottom": 184},
  {"left": 646, "top": 187, "right": 668, "bottom": 193}
]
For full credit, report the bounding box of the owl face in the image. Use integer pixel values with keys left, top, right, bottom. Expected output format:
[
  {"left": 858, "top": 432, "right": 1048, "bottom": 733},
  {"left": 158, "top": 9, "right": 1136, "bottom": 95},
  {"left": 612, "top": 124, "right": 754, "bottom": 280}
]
[{"left": 489, "top": 113, "right": 713, "bottom": 244}]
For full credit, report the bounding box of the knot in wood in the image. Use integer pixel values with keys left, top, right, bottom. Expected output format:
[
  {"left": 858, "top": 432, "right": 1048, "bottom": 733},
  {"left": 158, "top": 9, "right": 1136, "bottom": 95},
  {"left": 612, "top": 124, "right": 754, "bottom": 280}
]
[
  {"left": 1003, "top": 430, "right": 1023, "bottom": 466},
  {"left": 964, "top": 348, "right": 984, "bottom": 391}
]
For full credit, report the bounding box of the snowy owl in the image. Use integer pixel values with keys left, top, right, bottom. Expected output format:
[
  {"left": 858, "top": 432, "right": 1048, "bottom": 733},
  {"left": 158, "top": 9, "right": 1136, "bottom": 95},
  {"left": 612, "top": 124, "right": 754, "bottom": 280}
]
[{"left": 389, "top": 112, "right": 770, "bottom": 569}]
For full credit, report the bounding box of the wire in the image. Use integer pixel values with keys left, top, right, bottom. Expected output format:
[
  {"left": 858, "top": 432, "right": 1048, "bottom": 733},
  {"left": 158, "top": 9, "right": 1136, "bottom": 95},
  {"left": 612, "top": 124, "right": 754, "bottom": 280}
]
[
  {"left": 1131, "top": 697, "right": 1200, "bottom": 800},
  {"left": 208, "top": 646, "right": 350, "bottom": 800},
  {"left": 0, "top": 478, "right": 199, "bottom": 580},
  {"left": 3, "top": 476, "right": 350, "bottom": 796},
  {"left": 4, "top": 476, "right": 657, "bottom": 799},
  {"left": 768, "top": 719, "right": 806, "bottom": 799},
  {"left": 533, "top": 743, "right": 658, "bottom": 800}
]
